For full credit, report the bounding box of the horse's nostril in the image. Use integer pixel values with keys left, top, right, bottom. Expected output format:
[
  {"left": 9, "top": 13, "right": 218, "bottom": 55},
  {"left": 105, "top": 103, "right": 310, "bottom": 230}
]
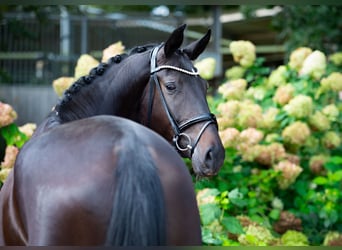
[
  {"left": 202, "top": 146, "right": 224, "bottom": 176},
  {"left": 204, "top": 148, "right": 215, "bottom": 171},
  {"left": 205, "top": 149, "right": 213, "bottom": 163}
]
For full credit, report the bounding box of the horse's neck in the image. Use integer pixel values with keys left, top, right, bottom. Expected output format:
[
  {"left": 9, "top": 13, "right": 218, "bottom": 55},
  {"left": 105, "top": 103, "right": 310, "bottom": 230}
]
[
  {"left": 32, "top": 111, "right": 61, "bottom": 137},
  {"left": 36, "top": 52, "right": 151, "bottom": 134},
  {"left": 101, "top": 57, "right": 151, "bottom": 119}
]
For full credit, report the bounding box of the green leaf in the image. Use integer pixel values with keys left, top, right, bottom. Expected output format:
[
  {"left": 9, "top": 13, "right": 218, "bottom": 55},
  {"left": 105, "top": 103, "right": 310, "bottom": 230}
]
[
  {"left": 325, "top": 156, "right": 342, "bottom": 172},
  {"left": 280, "top": 117, "right": 291, "bottom": 128},
  {"left": 221, "top": 216, "right": 244, "bottom": 235},
  {"left": 294, "top": 180, "right": 308, "bottom": 197},
  {"left": 199, "top": 203, "right": 221, "bottom": 226},
  {"left": 220, "top": 190, "right": 228, "bottom": 198},
  {"left": 228, "top": 188, "right": 247, "bottom": 207},
  {"left": 228, "top": 188, "right": 243, "bottom": 199},
  {"left": 330, "top": 170, "right": 342, "bottom": 182},
  {"left": 201, "top": 227, "right": 222, "bottom": 245},
  {"left": 269, "top": 209, "right": 281, "bottom": 220},
  {"left": 313, "top": 176, "right": 328, "bottom": 185},
  {"left": 0, "top": 124, "right": 28, "bottom": 148},
  {"left": 275, "top": 111, "right": 287, "bottom": 121}
]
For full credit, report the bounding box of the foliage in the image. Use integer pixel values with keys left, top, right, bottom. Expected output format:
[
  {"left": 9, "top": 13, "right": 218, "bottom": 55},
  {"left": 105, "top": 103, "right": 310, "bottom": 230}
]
[
  {"left": 195, "top": 41, "right": 342, "bottom": 246},
  {"left": 0, "top": 102, "right": 35, "bottom": 186},
  {"left": 272, "top": 6, "right": 342, "bottom": 59}
]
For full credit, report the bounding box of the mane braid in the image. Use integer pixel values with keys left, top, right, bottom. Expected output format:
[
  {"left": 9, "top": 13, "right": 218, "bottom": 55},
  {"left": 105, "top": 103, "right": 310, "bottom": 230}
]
[
  {"left": 55, "top": 53, "right": 128, "bottom": 121},
  {"left": 129, "top": 44, "right": 156, "bottom": 55},
  {"left": 54, "top": 44, "right": 156, "bottom": 123}
]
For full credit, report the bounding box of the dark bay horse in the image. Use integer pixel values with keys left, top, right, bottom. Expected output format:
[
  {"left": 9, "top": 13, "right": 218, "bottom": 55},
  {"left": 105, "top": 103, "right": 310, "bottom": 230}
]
[
  {"left": 1, "top": 116, "right": 201, "bottom": 245},
  {"left": 0, "top": 24, "right": 225, "bottom": 245}
]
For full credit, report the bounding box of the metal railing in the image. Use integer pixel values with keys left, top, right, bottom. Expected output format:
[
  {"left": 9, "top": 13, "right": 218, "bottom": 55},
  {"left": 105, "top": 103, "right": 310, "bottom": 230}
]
[{"left": 0, "top": 12, "right": 181, "bottom": 85}]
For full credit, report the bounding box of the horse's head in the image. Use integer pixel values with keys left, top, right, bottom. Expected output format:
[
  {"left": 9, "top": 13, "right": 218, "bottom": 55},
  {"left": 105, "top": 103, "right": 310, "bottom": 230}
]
[
  {"left": 144, "top": 24, "right": 225, "bottom": 177},
  {"left": 52, "top": 23, "right": 224, "bottom": 177}
]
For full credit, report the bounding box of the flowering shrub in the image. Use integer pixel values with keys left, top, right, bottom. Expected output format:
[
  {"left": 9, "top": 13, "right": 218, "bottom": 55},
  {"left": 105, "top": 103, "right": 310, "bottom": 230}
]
[
  {"left": 195, "top": 57, "right": 216, "bottom": 80},
  {"left": 195, "top": 41, "right": 342, "bottom": 246},
  {"left": 0, "top": 102, "right": 35, "bottom": 184}
]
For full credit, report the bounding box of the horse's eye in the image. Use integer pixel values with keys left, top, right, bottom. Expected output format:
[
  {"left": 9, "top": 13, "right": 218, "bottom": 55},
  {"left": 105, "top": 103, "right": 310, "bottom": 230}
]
[{"left": 165, "top": 83, "right": 176, "bottom": 92}]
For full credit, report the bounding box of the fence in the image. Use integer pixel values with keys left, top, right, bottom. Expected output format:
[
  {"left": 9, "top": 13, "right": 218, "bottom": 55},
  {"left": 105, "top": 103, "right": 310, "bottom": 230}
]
[
  {"left": 0, "top": 11, "right": 182, "bottom": 124},
  {"left": 0, "top": 11, "right": 182, "bottom": 85}
]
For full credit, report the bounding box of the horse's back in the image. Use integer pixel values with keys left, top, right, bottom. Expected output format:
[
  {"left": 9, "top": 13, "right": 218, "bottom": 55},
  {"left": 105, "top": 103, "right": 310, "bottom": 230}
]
[{"left": 0, "top": 115, "right": 201, "bottom": 245}]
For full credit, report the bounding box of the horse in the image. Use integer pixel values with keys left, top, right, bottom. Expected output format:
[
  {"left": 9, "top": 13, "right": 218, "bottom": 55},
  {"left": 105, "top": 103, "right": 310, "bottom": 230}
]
[
  {"left": 0, "top": 24, "right": 225, "bottom": 245},
  {"left": 1, "top": 116, "right": 202, "bottom": 245}
]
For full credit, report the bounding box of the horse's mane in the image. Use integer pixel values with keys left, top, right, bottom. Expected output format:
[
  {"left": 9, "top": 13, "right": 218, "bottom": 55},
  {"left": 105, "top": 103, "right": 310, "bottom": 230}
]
[
  {"left": 55, "top": 54, "right": 127, "bottom": 113},
  {"left": 54, "top": 43, "right": 158, "bottom": 123}
]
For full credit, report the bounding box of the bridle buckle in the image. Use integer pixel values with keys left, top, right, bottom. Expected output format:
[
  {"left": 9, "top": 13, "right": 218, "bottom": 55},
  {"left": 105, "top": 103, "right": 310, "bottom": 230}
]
[{"left": 173, "top": 133, "right": 192, "bottom": 152}]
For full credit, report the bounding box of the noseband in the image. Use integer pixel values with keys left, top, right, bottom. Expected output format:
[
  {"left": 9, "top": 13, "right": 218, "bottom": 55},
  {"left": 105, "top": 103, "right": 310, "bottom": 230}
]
[{"left": 148, "top": 44, "right": 218, "bottom": 156}]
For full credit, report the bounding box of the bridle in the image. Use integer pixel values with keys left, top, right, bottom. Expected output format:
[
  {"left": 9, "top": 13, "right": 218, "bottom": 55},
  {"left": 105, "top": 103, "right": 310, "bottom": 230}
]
[{"left": 147, "top": 44, "right": 218, "bottom": 156}]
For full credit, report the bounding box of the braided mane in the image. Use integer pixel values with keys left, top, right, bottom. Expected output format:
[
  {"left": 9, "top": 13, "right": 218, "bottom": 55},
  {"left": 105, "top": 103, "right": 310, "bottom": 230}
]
[
  {"left": 53, "top": 44, "right": 157, "bottom": 123},
  {"left": 56, "top": 54, "right": 127, "bottom": 112}
]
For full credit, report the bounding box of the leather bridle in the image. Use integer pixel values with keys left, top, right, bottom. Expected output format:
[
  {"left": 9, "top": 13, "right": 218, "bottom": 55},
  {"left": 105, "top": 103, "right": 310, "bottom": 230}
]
[{"left": 147, "top": 44, "right": 218, "bottom": 156}]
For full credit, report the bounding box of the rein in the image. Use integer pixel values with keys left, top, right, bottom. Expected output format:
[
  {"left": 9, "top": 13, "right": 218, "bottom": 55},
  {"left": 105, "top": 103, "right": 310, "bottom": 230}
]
[{"left": 148, "top": 44, "right": 218, "bottom": 156}]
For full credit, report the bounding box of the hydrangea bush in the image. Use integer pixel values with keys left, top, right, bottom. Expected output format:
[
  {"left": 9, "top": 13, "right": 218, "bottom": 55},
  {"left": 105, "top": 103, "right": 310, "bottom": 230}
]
[
  {"left": 1, "top": 39, "right": 341, "bottom": 246},
  {"left": 195, "top": 41, "right": 342, "bottom": 246},
  {"left": 0, "top": 102, "right": 36, "bottom": 184}
]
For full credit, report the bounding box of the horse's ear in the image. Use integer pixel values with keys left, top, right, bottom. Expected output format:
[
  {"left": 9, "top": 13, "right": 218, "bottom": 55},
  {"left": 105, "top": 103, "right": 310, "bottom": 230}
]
[
  {"left": 164, "top": 24, "right": 186, "bottom": 58},
  {"left": 183, "top": 29, "right": 211, "bottom": 60}
]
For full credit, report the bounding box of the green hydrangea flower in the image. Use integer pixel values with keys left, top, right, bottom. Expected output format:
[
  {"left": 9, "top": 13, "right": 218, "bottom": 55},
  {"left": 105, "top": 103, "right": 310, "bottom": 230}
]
[
  {"left": 322, "top": 104, "right": 339, "bottom": 121},
  {"left": 304, "top": 136, "right": 320, "bottom": 151},
  {"left": 239, "top": 128, "right": 264, "bottom": 145},
  {"left": 329, "top": 52, "right": 342, "bottom": 66},
  {"left": 273, "top": 84, "right": 295, "bottom": 106},
  {"left": 273, "top": 161, "right": 303, "bottom": 189},
  {"left": 195, "top": 57, "right": 216, "bottom": 80},
  {"left": 0, "top": 102, "right": 18, "bottom": 128},
  {"left": 196, "top": 188, "right": 220, "bottom": 206},
  {"left": 284, "top": 95, "right": 313, "bottom": 118},
  {"left": 240, "top": 143, "right": 286, "bottom": 166},
  {"left": 219, "top": 127, "right": 240, "bottom": 149},
  {"left": 217, "top": 100, "right": 241, "bottom": 129},
  {"left": 322, "top": 131, "right": 341, "bottom": 149},
  {"left": 74, "top": 54, "right": 99, "bottom": 79},
  {"left": 320, "top": 72, "right": 342, "bottom": 92},
  {"left": 300, "top": 50, "right": 327, "bottom": 80},
  {"left": 238, "top": 225, "right": 277, "bottom": 246},
  {"left": 323, "top": 231, "right": 342, "bottom": 246},
  {"left": 218, "top": 79, "right": 247, "bottom": 100},
  {"left": 267, "top": 65, "right": 287, "bottom": 89},
  {"left": 236, "top": 100, "right": 263, "bottom": 129},
  {"left": 280, "top": 230, "right": 309, "bottom": 246},
  {"left": 246, "top": 86, "right": 267, "bottom": 101},
  {"left": 282, "top": 121, "right": 311, "bottom": 146},
  {"left": 225, "top": 66, "right": 246, "bottom": 80},
  {"left": 0, "top": 168, "right": 12, "bottom": 183},
  {"left": 258, "top": 107, "right": 280, "bottom": 130},
  {"left": 288, "top": 47, "right": 312, "bottom": 72},
  {"left": 272, "top": 197, "right": 284, "bottom": 210},
  {"left": 230, "top": 40, "right": 256, "bottom": 68},
  {"left": 308, "top": 111, "right": 331, "bottom": 131},
  {"left": 309, "top": 154, "right": 329, "bottom": 175}
]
